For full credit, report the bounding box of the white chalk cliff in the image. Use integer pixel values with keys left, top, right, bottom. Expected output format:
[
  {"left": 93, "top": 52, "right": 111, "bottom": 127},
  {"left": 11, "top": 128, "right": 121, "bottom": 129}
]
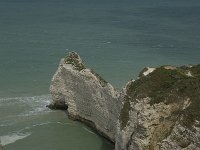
[
  {"left": 49, "top": 52, "right": 121, "bottom": 141},
  {"left": 49, "top": 52, "right": 200, "bottom": 150}
]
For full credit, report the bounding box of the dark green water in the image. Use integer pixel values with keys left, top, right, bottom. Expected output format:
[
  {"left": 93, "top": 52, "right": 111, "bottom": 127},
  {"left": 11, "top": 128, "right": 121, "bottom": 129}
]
[
  {"left": 0, "top": 95, "right": 114, "bottom": 150},
  {"left": 0, "top": 0, "right": 200, "bottom": 149}
]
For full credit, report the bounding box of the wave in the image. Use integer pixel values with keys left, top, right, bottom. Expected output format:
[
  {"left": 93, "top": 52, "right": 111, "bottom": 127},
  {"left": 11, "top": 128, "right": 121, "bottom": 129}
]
[
  {"left": 0, "top": 94, "right": 51, "bottom": 104},
  {"left": 56, "top": 121, "right": 76, "bottom": 126},
  {"left": 17, "top": 121, "right": 75, "bottom": 133},
  {"left": 16, "top": 122, "right": 52, "bottom": 133},
  {"left": 0, "top": 122, "right": 61, "bottom": 146},
  {"left": 83, "top": 127, "right": 96, "bottom": 135},
  {"left": 0, "top": 132, "right": 31, "bottom": 146},
  {"left": 0, "top": 95, "right": 52, "bottom": 117},
  {"left": 17, "top": 106, "right": 51, "bottom": 117}
]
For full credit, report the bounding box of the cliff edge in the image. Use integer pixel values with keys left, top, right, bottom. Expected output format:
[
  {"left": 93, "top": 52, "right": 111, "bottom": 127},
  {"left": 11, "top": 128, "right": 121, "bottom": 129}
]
[{"left": 49, "top": 52, "right": 200, "bottom": 150}]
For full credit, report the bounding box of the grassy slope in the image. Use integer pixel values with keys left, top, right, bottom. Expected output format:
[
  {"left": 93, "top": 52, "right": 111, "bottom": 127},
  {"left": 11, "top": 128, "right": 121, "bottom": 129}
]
[{"left": 120, "top": 65, "right": 200, "bottom": 129}]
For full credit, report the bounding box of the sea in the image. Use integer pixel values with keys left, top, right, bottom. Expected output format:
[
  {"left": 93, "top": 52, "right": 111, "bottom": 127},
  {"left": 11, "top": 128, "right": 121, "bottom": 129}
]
[{"left": 0, "top": 0, "right": 200, "bottom": 149}]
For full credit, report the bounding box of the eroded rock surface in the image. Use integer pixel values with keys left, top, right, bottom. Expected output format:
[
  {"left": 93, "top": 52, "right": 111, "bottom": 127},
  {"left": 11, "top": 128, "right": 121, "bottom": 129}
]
[
  {"left": 116, "top": 65, "right": 200, "bottom": 150},
  {"left": 49, "top": 52, "right": 200, "bottom": 150},
  {"left": 50, "top": 52, "right": 121, "bottom": 141}
]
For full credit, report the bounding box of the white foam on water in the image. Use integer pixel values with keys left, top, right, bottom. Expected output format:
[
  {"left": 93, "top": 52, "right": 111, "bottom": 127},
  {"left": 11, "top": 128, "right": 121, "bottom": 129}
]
[
  {"left": 0, "top": 95, "right": 53, "bottom": 128},
  {"left": 18, "top": 106, "right": 51, "bottom": 117},
  {"left": 16, "top": 122, "right": 53, "bottom": 133},
  {"left": 0, "top": 95, "right": 52, "bottom": 117},
  {"left": 0, "top": 123, "right": 12, "bottom": 127},
  {"left": 0, "top": 95, "right": 51, "bottom": 105},
  {"left": 56, "top": 121, "right": 76, "bottom": 126},
  {"left": 32, "top": 122, "right": 52, "bottom": 127},
  {"left": 83, "top": 127, "right": 96, "bottom": 135},
  {"left": 0, "top": 132, "right": 31, "bottom": 146},
  {"left": 0, "top": 119, "right": 16, "bottom": 127}
]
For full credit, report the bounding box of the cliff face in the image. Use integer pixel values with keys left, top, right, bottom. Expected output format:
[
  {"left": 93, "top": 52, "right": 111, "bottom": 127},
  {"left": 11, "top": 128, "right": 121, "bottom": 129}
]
[
  {"left": 49, "top": 52, "right": 200, "bottom": 150},
  {"left": 50, "top": 52, "right": 121, "bottom": 141},
  {"left": 116, "top": 66, "right": 200, "bottom": 150}
]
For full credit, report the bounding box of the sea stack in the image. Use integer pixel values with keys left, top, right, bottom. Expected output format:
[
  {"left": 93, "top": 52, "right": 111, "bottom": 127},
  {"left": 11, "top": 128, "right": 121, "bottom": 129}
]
[
  {"left": 49, "top": 52, "right": 121, "bottom": 142},
  {"left": 49, "top": 52, "right": 200, "bottom": 150}
]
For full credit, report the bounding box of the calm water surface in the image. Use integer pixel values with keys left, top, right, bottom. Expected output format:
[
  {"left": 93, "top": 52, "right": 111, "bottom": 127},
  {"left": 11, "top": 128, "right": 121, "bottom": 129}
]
[{"left": 0, "top": 0, "right": 200, "bottom": 149}]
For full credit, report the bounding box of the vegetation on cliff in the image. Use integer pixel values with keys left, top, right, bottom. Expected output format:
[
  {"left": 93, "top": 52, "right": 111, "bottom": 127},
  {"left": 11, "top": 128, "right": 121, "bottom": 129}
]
[
  {"left": 64, "top": 52, "right": 86, "bottom": 71},
  {"left": 119, "top": 95, "right": 131, "bottom": 129},
  {"left": 121, "top": 65, "right": 200, "bottom": 129},
  {"left": 64, "top": 52, "right": 108, "bottom": 87},
  {"left": 90, "top": 69, "right": 108, "bottom": 87}
]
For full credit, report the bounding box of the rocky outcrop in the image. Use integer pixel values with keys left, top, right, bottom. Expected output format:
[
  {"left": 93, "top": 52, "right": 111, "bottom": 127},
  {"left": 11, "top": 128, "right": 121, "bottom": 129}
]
[
  {"left": 49, "top": 52, "right": 200, "bottom": 150},
  {"left": 116, "top": 65, "right": 200, "bottom": 150},
  {"left": 49, "top": 52, "right": 121, "bottom": 142}
]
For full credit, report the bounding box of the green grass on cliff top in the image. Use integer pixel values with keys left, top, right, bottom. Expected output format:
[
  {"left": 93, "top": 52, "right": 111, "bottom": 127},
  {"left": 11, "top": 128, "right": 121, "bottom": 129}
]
[
  {"left": 64, "top": 52, "right": 108, "bottom": 87},
  {"left": 64, "top": 52, "right": 86, "bottom": 71},
  {"left": 120, "top": 65, "right": 200, "bottom": 129}
]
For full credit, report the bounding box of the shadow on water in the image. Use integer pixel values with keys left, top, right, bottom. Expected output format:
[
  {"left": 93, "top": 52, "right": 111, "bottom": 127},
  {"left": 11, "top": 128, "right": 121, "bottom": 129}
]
[{"left": 100, "top": 137, "right": 115, "bottom": 150}]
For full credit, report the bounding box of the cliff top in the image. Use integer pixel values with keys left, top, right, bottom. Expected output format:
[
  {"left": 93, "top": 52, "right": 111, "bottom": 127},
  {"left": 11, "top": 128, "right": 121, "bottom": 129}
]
[
  {"left": 120, "top": 65, "right": 200, "bottom": 129},
  {"left": 63, "top": 52, "right": 108, "bottom": 87},
  {"left": 64, "top": 51, "right": 86, "bottom": 71}
]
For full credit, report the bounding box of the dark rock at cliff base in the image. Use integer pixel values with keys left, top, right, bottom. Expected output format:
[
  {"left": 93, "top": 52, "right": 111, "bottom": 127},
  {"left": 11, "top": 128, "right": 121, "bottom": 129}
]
[{"left": 46, "top": 101, "right": 68, "bottom": 110}]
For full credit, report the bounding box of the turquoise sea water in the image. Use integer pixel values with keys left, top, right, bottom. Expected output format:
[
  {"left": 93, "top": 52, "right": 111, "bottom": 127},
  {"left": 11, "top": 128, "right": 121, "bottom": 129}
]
[{"left": 0, "top": 0, "right": 200, "bottom": 149}]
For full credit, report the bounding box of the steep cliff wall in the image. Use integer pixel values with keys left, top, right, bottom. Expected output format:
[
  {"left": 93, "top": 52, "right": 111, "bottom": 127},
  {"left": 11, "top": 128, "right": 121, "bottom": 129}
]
[
  {"left": 49, "top": 52, "right": 200, "bottom": 150},
  {"left": 116, "top": 65, "right": 200, "bottom": 150},
  {"left": 50, "top": 52, "right": 121, "bottom": 142}
]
